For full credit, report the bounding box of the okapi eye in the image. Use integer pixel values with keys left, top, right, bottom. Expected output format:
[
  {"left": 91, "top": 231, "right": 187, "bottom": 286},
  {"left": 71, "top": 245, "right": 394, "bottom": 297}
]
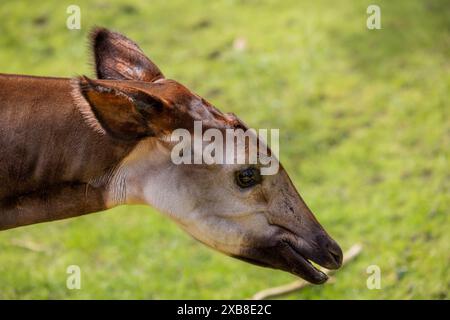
[{"left": 235, "top": 167, "right": 262, "bottom": 189}]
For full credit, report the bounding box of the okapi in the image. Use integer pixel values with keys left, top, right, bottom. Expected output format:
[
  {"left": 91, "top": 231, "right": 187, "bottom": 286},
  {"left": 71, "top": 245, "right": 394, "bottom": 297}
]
[{"left": 0, "top": 28, "right": 342, "bottom": 284}]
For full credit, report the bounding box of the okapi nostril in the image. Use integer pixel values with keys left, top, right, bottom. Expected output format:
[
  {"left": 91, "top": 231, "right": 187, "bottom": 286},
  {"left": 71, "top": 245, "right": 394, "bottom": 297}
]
[
  {"left": 327, "top": 243, "right": 343, "bottom": 266},
  {"left": 330, "top": 251, "right": 342, "bottom": 265}
]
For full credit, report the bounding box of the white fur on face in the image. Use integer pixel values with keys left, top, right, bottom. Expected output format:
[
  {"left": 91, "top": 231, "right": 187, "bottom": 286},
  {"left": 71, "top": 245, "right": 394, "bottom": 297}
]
[{"left": 105, "top": 138, "right": 278, "bottom": 256}]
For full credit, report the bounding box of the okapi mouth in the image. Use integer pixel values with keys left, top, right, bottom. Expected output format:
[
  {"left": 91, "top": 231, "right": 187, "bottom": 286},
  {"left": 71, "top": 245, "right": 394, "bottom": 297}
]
[
  {"left": 231, "top": 224, "right": 343, "bottom": 285},
  {"left": 282, "top": 239, "right": 329, "bottom": 284},
  {"left": 232, "top": 239, "right": 332, "bottom": 285}
]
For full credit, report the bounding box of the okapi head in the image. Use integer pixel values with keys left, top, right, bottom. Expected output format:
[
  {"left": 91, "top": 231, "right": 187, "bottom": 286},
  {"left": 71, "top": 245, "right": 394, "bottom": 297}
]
[{"left": 72, "top": 28, "right": 342, "bottom": 284}]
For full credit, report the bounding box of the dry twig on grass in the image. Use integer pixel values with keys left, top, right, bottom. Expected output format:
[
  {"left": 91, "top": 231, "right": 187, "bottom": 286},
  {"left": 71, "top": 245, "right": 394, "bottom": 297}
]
[
  {"left": 251, "top": 243, "right": 363, "bottom": 300},
  {"left": 10, "top": 238, "right": 49, "bottom": 253}
]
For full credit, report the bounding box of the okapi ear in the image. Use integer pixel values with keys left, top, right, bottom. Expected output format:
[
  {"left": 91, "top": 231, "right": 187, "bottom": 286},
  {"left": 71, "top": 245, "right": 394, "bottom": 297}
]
[
  {"left": 91, "top": 27, "right": 164, "bottom": 82},
  {"left": 73, "top": 76, "right": 166, "bottom": 141}
]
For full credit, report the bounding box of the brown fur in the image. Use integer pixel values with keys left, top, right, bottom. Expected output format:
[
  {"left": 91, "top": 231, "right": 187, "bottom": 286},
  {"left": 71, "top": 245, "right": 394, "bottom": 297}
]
[{"left": 0, "top": 74, "right": 137, "bottom": 229}]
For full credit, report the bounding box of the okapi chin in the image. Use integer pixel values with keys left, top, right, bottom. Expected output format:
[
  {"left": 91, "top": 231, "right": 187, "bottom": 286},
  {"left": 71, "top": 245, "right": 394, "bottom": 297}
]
[{"left": 0, "top": 27, "right": 342, "bottom": 284}]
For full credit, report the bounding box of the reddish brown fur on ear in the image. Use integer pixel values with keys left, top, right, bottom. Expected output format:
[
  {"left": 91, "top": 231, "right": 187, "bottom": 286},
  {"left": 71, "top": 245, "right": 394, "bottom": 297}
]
[
  {"left": 91, "top": 27, "right": 164, "bottom": 82},
  {"left": 77, "top": 76, "right": 153, "bottom": 141}
]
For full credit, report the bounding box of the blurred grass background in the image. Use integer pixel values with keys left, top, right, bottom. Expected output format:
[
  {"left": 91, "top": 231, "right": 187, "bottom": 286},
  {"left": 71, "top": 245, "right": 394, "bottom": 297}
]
[{"left": 0, "top": 0, "right": 448, "bottom": 299}]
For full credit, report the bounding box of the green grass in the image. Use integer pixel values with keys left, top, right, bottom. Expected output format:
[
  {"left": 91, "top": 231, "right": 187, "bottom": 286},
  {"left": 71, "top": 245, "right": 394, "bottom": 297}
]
[{"left": 0, "top": 0, "right": 448, "bottom": 299}]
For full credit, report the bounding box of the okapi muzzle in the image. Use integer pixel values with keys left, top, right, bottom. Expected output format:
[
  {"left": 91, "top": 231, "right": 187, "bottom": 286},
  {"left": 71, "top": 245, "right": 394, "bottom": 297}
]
[{"left": 0, "top": 27, "right": 342, "bottom": 284}]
